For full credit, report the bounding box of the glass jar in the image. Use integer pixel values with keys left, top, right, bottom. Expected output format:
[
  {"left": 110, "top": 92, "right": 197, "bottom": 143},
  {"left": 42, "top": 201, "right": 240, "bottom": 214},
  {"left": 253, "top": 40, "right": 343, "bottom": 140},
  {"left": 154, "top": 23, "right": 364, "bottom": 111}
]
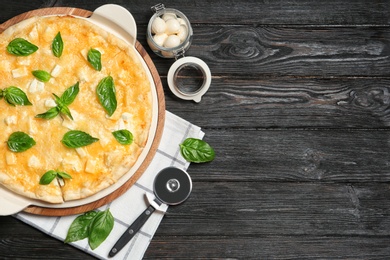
[
  {"left": 147, "top": 4, "right": 193, "bottom": 59},
  {"left": 147, "top": 4, "right": 211, "bottom": 102}
]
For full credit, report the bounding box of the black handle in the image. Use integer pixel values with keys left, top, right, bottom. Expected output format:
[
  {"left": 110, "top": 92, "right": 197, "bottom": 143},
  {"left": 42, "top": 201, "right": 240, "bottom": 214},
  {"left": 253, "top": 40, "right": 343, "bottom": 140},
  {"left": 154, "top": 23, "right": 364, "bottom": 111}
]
[{"left": 108, "top": 205, "right": 155, "bottom": 257}]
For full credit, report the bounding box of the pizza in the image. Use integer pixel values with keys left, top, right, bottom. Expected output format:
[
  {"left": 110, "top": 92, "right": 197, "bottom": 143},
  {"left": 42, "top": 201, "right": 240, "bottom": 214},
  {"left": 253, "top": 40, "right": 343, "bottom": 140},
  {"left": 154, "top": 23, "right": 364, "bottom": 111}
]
[{"left": 0, "top": 15, "right": 153, "bottom": 203}]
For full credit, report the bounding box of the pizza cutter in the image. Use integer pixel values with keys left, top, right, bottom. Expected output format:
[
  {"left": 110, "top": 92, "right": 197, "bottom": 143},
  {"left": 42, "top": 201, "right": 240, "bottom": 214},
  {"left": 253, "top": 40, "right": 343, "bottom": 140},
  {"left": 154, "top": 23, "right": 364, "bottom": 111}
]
[{"left": 108, "top": 167, "right": 192, "bottom": 257}]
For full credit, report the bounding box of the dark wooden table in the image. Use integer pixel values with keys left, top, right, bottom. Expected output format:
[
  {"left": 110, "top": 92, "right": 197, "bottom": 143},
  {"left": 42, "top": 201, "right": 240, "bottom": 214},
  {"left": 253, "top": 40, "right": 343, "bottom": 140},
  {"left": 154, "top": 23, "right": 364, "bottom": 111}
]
[{"left": 1, "top": 0, "right": 390, "bottom": 259}]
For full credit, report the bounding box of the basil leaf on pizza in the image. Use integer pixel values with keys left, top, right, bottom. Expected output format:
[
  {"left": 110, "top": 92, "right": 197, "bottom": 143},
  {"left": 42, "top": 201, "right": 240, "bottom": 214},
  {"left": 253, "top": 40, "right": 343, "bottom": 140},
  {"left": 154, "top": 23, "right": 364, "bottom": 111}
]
[
  {"left": 7, "top": 131, "right": 36, "bottom": 153},
  {"left": 39, "top": 170, "right": 57, "bottom": 185},
  {"left": 112, "top": 129, "right": 133, "bottom": 145},
  {"left": 52, "top": 32, "right": 63, "bottom": 58},
  {"left": 87, "top": 48, "right": 102, "bottom": 71},
  {"left": 60, "top": 82, "right": 79, "bottom": 106},
  {"left": 35, "top": 106, "right": 60, "bottom": 119},
  {"left": 35, "top": 83, "right": 79, "bottom": 120},
  {"left": 61, "top": 130, "right": 99, "bottom": 148},
  {"left": 96, "top": 76, "right": 117, "bottom": 116},
  {"left": 40, "top": 170, "right": 72, "bottom": 185},
  {"left": 2, "top": 86, "right": 32, "bottom": 106},
  {"left": 6, "top": 38, "right": 38, "bottom": 56},
  {"left": 32, "top": 70, "right": 51, "bottom": 82}
]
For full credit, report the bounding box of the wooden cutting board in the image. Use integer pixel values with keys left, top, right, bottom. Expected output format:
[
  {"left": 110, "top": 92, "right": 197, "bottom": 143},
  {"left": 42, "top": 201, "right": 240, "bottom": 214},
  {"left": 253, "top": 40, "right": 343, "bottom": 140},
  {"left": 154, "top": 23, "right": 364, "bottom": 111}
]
[{"left": 0, "top": 7, "right": 165, "bottom": 216}]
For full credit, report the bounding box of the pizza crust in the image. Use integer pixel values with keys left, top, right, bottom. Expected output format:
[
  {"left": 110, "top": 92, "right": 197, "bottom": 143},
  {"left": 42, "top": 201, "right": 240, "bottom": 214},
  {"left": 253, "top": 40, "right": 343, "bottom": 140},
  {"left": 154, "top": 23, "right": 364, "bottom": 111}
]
[{"left": 0, "top": 15, "right": 152, "bottom": 203}]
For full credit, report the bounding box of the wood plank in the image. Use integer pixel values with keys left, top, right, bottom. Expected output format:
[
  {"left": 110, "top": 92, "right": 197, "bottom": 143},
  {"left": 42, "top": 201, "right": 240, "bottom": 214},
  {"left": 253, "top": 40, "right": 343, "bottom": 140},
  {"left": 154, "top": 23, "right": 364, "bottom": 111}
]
[
  {"left": 146, "top": 235, "right": 390, "bottom": 259},
  {"left": 137, "top": 25, "right": 390, "bottom": 77},
  {"left": 154, "top": 182, "right": 390, "bottom": 236},
  {"left": 183, "top": 129, "right": 390, "bottom": 182},
  {"left": 51, "top": 0, "right": 390, "bottom": 26},
  {"left": 164, "top": 78, "right": 390, "bottom": 129}
]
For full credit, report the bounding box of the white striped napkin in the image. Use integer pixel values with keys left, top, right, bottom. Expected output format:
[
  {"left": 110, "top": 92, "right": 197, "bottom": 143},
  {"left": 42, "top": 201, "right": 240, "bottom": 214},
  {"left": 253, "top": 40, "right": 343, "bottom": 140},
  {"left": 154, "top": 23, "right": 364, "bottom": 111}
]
[{"left": 14, "top": 111, "right": 204, "bottom": 259}]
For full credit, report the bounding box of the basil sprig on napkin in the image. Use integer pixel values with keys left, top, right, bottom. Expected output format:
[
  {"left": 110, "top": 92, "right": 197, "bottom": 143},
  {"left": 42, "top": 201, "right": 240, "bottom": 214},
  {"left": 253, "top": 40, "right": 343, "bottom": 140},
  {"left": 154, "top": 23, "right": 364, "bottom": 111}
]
[
  {"left": 65, "top": 209, "right": 114, "bottom": 250},
  {"left": 180, "top": 138, "right": 215, "bottom": 163},
  {"left": 36, "top": 82, "right": 79, "bottom": 120},
  {"left": 7, "top": 131, "right": 36, "bottom": 153},
  {"left": 0, "top": 86, "right": 32, "bottom": 106},
  {"left": 7, "top": 38, "right": 38, "bottom": 56}
]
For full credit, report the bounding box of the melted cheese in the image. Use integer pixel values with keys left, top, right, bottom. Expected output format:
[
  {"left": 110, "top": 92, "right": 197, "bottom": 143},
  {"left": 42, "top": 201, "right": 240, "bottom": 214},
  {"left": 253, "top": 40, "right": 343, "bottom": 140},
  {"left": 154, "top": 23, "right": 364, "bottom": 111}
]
[{"left": 0, "top": 16, "right": 152, "bottom": 203}]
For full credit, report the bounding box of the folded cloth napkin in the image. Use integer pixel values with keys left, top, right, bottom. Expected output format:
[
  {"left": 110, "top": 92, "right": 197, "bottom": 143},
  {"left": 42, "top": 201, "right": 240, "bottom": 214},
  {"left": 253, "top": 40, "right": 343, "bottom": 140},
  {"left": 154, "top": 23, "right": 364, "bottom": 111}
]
[{"left": 15, "top": 111, "right": 204, "bottom": 259}]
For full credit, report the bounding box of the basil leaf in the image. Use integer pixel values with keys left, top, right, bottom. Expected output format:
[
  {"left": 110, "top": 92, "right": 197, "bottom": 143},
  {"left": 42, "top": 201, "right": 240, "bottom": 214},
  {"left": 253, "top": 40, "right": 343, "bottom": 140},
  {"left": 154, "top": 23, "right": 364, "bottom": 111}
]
[
  {"left": 57, "top": 171, "right": 72, "bottom": 180},
  {"left": 39, "top": 170, "right": 57, "bottom": 185},
  {"left": 35, "top": 106, "right": 60, "bottom": 119},
  {"left": 52, "top": 32, "right": 63, "bottom": 58},
  {"left": 179, "top": 138, "right": 215, "bottom": 163},
  {"left": 60, "top": 82, "right": 79, "bottom": 106},
  {"left": 32, "top": 70, "right": 51, "bottom": 82},
  {"left": 88, "top": 209, "right": 114, "bottom": 250},
  {"left": 87, "top": 48, "right": 102, "bottom": 71},
  {"left": 0, "top": 89, "right": 3, "bottom": 99},
  {"left": 6, "top": 38, "right": 38, "bottom": 56},
  {"left": 3, "top": 86, "right": 32, "bottom": 106},
  {"left": 65, "top": 211, "right": 98, "bottom": 243},
  {"left": 96, "top": 76, "right": 117, "bottom": 116},
  {"left": 7, "top": 131, "right": 36, "bottom": 153},
  {"left": 112, "top": 129, "right": 133, "bottom": 145},
  {"left": 54, "top": 93, "right": 73, "bottom": 120},
  {"left": 61, "top": 130, "right": 99, "bottom": 148}
]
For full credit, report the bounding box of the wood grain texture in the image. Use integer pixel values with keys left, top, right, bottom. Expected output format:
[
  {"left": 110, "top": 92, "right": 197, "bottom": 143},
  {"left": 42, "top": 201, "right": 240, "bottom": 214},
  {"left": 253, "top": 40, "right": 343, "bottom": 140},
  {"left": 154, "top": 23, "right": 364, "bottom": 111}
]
[
  {"left": 0, "top": 0, "right": 390, "bottom": 259},
  {"left": 0, "top": 7, "right": 165, "bottom": 216}
]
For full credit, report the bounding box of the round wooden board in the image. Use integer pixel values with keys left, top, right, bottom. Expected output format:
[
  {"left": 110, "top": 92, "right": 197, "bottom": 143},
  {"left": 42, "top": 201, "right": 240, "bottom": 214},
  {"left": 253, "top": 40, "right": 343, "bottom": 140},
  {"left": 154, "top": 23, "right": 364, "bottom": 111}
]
[{"left": 0, "top": 7, "right": 165, "bottom": 216}]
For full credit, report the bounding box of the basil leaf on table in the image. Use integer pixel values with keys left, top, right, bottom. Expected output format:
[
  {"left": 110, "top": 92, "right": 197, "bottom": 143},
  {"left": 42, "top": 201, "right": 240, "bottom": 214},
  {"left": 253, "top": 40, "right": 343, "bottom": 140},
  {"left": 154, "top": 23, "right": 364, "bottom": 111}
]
[
  {"left": 112, "top": 129, "right": 133, "bottom": 145},
  {"left": 7, "top": 131, "right": 36, "bottom": 153},
  {"left": 88, "top": 209, "right": 114, "bottom": 250},
  {"left": 61, "top": 130, "right": 99, "bottom": 148},
  {"left": 96, "top": 76, "right": 117, "bottom": 116},
  {"left": 87, "top": 48, "right": 102, "bottom": 71},
  {"left": 65, "top": 209, "right": 114, "bottom": 250},
  {"left": 65, "top": 211, "right": 98, "bottom": 243},
  {"left": 3, "top": 86, "right": 32, "bottom": 106},
  {"left": 6, "top": 38, "right": 38, "bottom": 56},
  {"left": 179, "top": 138, "right": 215, "bottom": 163},
  {"left": 52, "top": 32, "right": 63, "bottom": 58},
  {"left": 32, "top": 70, "right": 51, "bottom": 82}
]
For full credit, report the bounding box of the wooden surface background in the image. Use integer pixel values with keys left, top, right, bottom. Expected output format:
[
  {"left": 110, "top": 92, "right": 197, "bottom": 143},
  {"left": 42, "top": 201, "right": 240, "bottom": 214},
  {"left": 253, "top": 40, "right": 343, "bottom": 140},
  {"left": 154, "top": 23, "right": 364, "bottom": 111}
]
[{"left": 1, "top": 0, "right": 390, "bottom": 259}]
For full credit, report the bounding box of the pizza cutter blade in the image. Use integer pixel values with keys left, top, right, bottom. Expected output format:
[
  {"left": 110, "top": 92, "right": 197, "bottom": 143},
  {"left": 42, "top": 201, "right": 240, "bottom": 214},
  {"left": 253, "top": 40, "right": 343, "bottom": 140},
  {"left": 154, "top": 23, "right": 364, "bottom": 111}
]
[{"left": 108, "top": 167, "right": 192, "bottom": 257}]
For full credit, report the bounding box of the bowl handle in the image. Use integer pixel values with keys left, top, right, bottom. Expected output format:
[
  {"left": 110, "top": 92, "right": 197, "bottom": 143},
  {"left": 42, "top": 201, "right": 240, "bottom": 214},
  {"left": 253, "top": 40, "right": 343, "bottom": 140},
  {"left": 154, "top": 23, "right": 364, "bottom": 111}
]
[
  {"left": 0, "top": 186, "right": 31, "bottom": 215},
  {"left": 90, "top": 4, "right": 137, "bottom": 46}
]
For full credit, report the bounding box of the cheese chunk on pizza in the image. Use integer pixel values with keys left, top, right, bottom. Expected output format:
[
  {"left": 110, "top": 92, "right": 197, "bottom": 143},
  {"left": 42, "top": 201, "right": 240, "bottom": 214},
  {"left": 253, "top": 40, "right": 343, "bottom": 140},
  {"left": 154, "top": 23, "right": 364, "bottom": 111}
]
[{"left": 0, "top": 16, "right": 152, "bottom": 203}]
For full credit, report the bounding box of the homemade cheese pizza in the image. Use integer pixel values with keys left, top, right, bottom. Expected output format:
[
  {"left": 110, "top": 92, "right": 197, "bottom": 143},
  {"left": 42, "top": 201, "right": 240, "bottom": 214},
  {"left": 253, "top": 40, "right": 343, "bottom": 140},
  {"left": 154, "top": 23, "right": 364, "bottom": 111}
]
[{"left": 0, "top": 15, "right": 152, "bottom": 203}]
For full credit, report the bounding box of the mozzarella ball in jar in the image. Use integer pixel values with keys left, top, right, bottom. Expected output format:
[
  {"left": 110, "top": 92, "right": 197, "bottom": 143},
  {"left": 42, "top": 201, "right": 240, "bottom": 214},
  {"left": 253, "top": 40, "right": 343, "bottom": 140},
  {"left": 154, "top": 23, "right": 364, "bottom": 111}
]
[{"left": 147, "top": 8, "right": 193, "bottom": 58}]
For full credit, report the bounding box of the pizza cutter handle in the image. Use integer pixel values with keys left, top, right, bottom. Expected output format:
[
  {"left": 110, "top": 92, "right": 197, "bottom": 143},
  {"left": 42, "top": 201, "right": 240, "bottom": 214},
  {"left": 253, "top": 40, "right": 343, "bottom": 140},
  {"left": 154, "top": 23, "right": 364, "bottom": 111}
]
[{"left": 108, "top": 205, "right": 155, "bottom": 257}]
